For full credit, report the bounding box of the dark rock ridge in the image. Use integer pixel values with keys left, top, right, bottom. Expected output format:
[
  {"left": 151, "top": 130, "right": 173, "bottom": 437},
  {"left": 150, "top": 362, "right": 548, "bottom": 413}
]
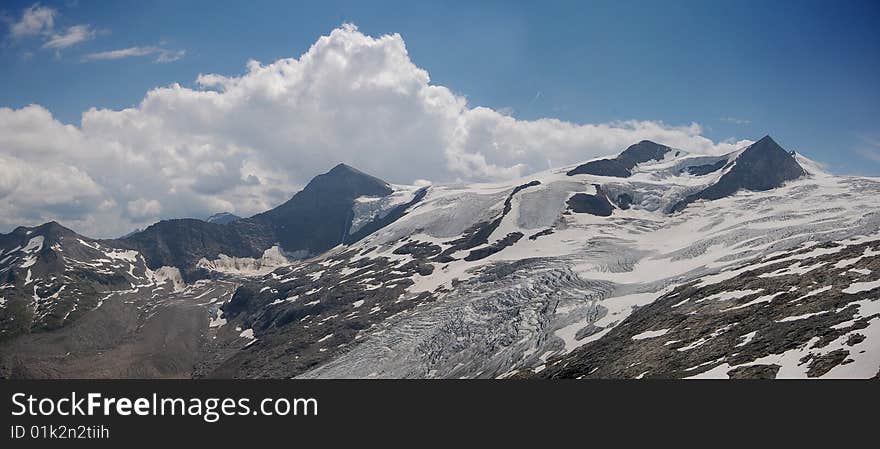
[
  {"left": 566, "top": 185, "right": 614, "bottom": 216},
  {"left": 617, "top": 140, "right": 678, "bottom": 168},
  {"left": 566, "top": 158, "right": 631, "bottom": 178},
  {"left": 464, "top": 232, "right": 524, "bottom": 261},
  {"left": 671, "top": 136, "right": 806, "bottom": 212},
  {"left": 205, "top": 212, "right": 241, "bottom": 225},
  {"left": 114, "top": 219, "right": 275, "bottom": 279},
  {"left": 249, "top": 163, "right": 394, "bottom": 252},
  {"left": 567, "top": 193, "right": 613, "bottom": 216},
  {"left": 685, "top": 159, "right": 728, "bottom": 176},
  {"left": 566, "top": 140, "right": 674, "bottom": 178},
  {"left": 115, "top": 163, "right": 424, "bottom": 276}
]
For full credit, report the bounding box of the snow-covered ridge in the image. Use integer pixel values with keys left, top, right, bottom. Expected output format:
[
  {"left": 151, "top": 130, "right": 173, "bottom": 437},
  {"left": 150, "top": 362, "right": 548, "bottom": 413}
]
[{"left": 349, "top": 184, "right": 425, "bottom": 234}]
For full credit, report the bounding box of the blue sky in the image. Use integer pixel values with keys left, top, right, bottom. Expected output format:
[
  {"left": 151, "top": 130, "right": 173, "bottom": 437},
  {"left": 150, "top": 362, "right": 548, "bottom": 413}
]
[{"left": 0, "top": 0, "right": 879, "bottom": 237}]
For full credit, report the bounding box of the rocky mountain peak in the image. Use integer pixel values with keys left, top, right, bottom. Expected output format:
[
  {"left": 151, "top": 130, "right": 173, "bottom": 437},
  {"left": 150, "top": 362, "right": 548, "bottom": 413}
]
[
  {"left": 567, "top": 140, "right": 675, "bottom": 178},
  {"left": 4, "top": 221, "right": 74, "bottom": 248},
  {"left": 671, "top": 134, "right": 806, "bottom": 212},
  {"left": 303, "top": 163, "right": 393, "bottom": 198},
  {"left": 617, "top": 140, "right": 674, "bottom": 169}
]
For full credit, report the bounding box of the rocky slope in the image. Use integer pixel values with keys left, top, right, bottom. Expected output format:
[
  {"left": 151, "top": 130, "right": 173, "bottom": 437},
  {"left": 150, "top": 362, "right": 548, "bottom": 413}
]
[{"left": 1, "top": 221, "right": 153, "bottom": 338}]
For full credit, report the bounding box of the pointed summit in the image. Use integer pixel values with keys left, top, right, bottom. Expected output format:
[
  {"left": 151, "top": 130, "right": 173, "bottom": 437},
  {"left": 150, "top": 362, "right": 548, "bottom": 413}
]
[
  {"left": 304, "top": 163, "right": 392, "bottom": 197},
  {"left": 250, "top": 163, "right": 394, "bottom": 255},
  {"left": 6, "top": 221, "right": 78, "bottom": 243},
  {"left": 755, "top": 134, "right": 775, "bottom": 143},
  {"left": 747, "top": 135, "right": 784, "bottom": 152},
  {"left": 115, "top": 163, "right": 407, "bottom": 274},
  {"left": 671, "top": 135, "right": 806, "bottom": 212},
  {"left": 735, "top": 135, "right": 806, "bottom": 187},
  {"left": 328, "top": 162, "right": 358, "bottom": 173}
]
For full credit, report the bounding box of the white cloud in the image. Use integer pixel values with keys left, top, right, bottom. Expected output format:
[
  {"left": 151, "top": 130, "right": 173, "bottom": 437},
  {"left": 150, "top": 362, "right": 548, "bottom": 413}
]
[
  {"left": 7, "top": 3, "right": 94, "bottom": 51},
  {"left": 83, "top": 46, "right": 185, "bottom": 63},
  {"left": 9, "top": 3, "right": 56, "bottom": 38},
  {"left": 42, "top": 24, "right": 94, "bottom": 49},
  {"left": 720, "top": 116, "right": 751, "bottom": 125},
  {"left": 127, "top": 198, "right": 162, "bottom": 218},
  {"left": 855, "top": 136, "right": 880, "bottom": 163},
  {"left": 0, "top": 24, "right": 751, "bottom": 238},
  {"left": 83, "top": 46, "right": 156, "bottom": 60},
  {"left": 155, "top": 48, "right": 185, "bottom": 62}
]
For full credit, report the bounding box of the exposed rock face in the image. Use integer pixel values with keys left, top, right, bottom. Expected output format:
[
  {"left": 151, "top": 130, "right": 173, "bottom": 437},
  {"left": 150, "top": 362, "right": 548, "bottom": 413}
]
[
  {"left": 250, "top": 163, "right": 394, "bottom": 253},
  {"left": 566, "top": 140, "right": 673, "bottom": 178},
  {"left": 727, "top": 364, "right": 780, "bottom": 379},
  {"left": 206, "top": 212, "right": 241, "bottom": 225},
  {"left": 567, "top": 193, "right": 613, "bottom": 216},
  {"left": 686, "top": 159, "right": 727, "bottom": 176},
  {"left": 566, "top": 158, "right": 632, "bottom": 178},
  {"left": 567, "top": 185, "right": 614, "bottom": 217},
  {"left": 616, "top": 140, "right": 676, "bottom": 169},
  {"left": 464, "top": 232, "right": 523, "bottom": 261},
  {"left": 671, "top": 136, "right": 806, "bottom": 212},
  {"left": 116, "top": 219, "right": 275, "bottom": 279}
]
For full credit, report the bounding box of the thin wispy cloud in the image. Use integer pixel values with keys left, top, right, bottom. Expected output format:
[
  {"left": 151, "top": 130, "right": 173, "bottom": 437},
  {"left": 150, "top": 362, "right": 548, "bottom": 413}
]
[
  {"left": 8, "top": 3, "right": 93, "bottom": 51},
  {"left": 861, "top": 136, "right": 880, "bottom": 148},
  {"left": 857, "top": 149, "right": 880, "bottom": 163},
  {"left": 9, "top": 3, "right": 56, "bottom": 38},
  {"left": 720, "top": 116, "right": 751, "bottom": 125},
  {"left": 42, "top": 24, "right": 94, "bottom": 49},
  {"left": 83, "top": 46, "right": 185, "bottom": 63},
  {"left": 855, "top": 135, "right": 880, "bottom": 163},
  {"left": 7, "top": 3, "right": 183, "bottom": 63},
  {"left": 155, "top": 49, "right": 185, "bottom": 62}
]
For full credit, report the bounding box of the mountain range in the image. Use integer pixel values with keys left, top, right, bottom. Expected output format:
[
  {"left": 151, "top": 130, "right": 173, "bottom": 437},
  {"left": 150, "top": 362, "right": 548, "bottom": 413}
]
[{"left": 1, "top": 136, "right": 878, "bottom": 379}]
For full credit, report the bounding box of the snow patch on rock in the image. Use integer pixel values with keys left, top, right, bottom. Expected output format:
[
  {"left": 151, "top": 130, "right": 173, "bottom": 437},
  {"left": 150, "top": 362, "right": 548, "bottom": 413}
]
[
  {"left": 152, "top": 266, "right": 186, "bottom": 292},
  {"left": 197, "top": 246, "right": 291, "bottom": 276}
]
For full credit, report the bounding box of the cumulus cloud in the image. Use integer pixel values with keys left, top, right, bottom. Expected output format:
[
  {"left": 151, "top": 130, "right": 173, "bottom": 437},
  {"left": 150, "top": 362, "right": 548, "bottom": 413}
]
[
  {"left": 127, "top": 198, "right": 162, "bottom": 218},
  {"left": 83, "top": 46, "right": 185, "bottom": 63},
  {"left": 0, "top": 24, "right": 751, "bottom": 238},
  {"left": 9, "top": 3, "right": 57, "bottom": 38}
]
